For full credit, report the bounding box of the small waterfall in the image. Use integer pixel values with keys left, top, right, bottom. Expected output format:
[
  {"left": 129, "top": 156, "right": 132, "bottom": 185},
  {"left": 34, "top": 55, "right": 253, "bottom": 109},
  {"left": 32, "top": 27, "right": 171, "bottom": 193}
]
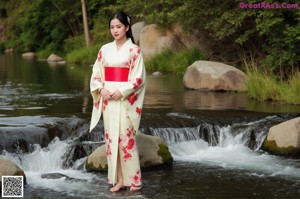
[
  {"left": 149, "top": 115, "right": 281, "bottom": 151},
  {"left": 165, "top": 116, "right": 300, "bottom": 181},
  {"left": 2, "top": 137, "right": 68, "bottom": 172}
]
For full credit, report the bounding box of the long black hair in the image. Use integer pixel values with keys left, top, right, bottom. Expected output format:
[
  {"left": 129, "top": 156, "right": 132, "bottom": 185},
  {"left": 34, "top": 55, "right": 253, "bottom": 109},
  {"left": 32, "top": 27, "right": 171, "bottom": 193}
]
[{"left": 109, "top": 10, "right": 135, "bottom": 44}]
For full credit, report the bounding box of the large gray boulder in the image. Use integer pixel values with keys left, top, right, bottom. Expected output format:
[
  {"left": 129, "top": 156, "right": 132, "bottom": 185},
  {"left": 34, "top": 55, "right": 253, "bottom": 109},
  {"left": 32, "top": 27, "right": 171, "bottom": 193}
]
[
  {"left": 263, "top": 117, "right": 300, "bottom": 156},
  {"left": 132, "top": 21, "right": 146, "bottom": 45},
  {"left": 85, "top": 133, "right": 173, "bottom": 171},
  {"left": 0, "top": 157, "right": 27, "bottom": 187},
  {"left": 183, "top": 60, "right": 247, "bottom": 91},
  {"left": 139, "top": 24, "right": 187, "bottom": 61}
]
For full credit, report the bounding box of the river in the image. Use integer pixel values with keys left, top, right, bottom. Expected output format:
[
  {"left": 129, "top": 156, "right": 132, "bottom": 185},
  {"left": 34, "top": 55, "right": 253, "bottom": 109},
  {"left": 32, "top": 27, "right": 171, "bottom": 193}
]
[{"left": 0, "top": 54, "right": 300, "bottom": 198}]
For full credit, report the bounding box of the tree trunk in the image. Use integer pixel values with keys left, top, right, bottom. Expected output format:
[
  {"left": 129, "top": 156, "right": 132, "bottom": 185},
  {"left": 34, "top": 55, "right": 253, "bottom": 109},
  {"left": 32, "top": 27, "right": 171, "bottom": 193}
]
[{"left": 81, "top": 0, "right": 90, "bottom": 47}]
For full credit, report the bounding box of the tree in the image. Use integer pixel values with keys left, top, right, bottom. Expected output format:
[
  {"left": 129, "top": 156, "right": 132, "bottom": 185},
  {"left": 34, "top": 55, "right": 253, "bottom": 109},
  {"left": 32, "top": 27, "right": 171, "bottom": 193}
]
[{"left": 81, "top": 0, "right": 91, "bottom": 47}]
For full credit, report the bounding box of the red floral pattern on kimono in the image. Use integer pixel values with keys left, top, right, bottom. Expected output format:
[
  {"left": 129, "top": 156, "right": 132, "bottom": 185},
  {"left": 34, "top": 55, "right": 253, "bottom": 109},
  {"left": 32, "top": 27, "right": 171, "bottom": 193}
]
[
  {"left": 129, "top": 47, "right": 141, "bottom": 69},
  {"left": 121, "top": 126, "right": 136, "bottom": 162},
  {"left": 136, "top": 107, "right": 142, "bottom": 115},
  {"left": 128, "top": 92, "right": 138, "bottom": 105},
  {"left": 105, "top": 132, "right": 112, "bottom": 156},
  {"left": 133, "top": 78, "right": 142, "bottom": 89},
  {"left": 102, "top": 99, "right": 108, "bottom": 111},
  {"left": 97, "top": 50, "right": 102, "bottom": 62},
  {"left": 94, "top": 99, "right": 100, "bottom": 109},
  {"left": 130, "top": 170, "right": 142, "bottom": 186},
  {"left": 93, "top": 76, "right": 101, "bottom": 82}
]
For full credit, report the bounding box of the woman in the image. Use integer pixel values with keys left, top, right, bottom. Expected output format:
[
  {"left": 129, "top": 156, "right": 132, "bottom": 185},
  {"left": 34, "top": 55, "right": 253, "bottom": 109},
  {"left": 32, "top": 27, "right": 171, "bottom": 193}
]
[{"left": 89, "top": 10, "right": 146, "bottom": 192}]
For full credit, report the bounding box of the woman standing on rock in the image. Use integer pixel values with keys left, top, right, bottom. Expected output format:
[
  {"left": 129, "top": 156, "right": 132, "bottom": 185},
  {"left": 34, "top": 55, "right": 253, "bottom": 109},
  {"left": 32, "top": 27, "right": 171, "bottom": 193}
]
[{"left": 89, "top": 10, "right": 146, "bottom": 192}]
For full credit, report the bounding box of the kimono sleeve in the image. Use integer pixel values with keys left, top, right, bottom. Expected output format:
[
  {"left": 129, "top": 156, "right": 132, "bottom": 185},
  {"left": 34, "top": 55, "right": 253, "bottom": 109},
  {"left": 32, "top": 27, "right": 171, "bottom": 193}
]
[
  {"left": 89, "top": 48, "right": 104, "bottom": 132},
  {"left": 119, "top": 46, "right": 146, "bottom": 100},
  {"left": 90, "top": 48, "right": 104, "bottom": 103}
]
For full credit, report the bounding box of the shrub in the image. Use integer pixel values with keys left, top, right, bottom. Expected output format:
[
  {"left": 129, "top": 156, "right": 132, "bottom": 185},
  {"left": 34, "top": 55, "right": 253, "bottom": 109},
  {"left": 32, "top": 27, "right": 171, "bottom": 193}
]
[{"left": 145, "top": 47, "right": 204, "bottom": 75}]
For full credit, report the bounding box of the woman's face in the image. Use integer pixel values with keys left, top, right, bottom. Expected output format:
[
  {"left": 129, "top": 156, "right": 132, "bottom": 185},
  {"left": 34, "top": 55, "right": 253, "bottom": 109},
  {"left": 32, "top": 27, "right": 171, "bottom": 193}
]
[{"left": 110, "top": 18, "right": 128, "bottom": 41}]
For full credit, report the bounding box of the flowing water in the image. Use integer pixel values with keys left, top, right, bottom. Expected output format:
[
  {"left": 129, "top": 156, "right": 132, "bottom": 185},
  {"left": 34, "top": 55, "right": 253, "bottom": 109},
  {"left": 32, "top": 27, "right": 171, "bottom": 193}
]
[{"left": 0, "top": 54, "right": 300, "bottom": 198}]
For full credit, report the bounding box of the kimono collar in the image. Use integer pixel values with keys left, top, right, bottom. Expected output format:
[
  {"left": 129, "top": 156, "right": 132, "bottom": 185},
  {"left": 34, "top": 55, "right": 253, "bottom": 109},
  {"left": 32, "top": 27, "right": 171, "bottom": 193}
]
[{"left": 113, "top": 39, "right": 132, "bottom": 50}]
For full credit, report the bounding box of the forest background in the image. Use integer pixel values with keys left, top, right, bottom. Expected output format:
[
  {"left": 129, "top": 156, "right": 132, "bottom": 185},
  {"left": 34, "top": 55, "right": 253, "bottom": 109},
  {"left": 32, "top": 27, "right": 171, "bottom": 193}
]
[{"left": 0, "top": 0, "right": 299, "bottom": 103}]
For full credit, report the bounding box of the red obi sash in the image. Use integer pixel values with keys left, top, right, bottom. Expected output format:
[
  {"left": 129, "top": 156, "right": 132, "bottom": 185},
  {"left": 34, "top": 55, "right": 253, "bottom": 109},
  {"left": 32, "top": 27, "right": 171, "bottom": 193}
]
[{"left": 105, "top": 67, "right": 129, "bottom": 82}]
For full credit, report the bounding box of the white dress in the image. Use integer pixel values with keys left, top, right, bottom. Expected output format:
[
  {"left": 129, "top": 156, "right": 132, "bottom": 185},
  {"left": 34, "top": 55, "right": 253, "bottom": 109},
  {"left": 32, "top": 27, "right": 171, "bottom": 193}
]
[{"left": 90, "top": 39, "right": 146, "bottom": 187}]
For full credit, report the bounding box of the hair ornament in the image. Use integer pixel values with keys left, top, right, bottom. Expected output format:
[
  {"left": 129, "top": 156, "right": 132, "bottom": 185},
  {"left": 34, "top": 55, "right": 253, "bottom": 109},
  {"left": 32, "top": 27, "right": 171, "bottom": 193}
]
[{"left": 127, "top": 16, "right": 131, "bottom": 24}]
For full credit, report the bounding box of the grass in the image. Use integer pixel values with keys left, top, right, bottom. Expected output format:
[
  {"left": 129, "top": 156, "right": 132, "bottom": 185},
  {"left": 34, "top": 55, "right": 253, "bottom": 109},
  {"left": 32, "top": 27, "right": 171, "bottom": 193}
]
[
  {"left": 282, "top": 71, "right": 300, "bottom": 104},
  {"left": 243, "top": 57, "right": 300, "bottom": 104},
  {"left": 65, "top": 45, "right": 100, "bottom": 64},
  {"left": 145, "top": 47, "right": 205, "bottom": 75}
]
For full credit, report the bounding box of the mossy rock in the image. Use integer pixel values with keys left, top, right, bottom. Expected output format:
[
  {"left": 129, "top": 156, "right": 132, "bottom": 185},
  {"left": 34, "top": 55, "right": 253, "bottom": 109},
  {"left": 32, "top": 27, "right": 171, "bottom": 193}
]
[
  {"left": 85, "top": 134, "right": 173, "bottom": 172},
  {"left": 262, "top": 139, "right": 300, "bottom": 157},
  {"left": 85, "top": 146, "right": 108, "bottom": 172},
  {"left": 158, "top": 144, "right": 173, "bottom": 164}
]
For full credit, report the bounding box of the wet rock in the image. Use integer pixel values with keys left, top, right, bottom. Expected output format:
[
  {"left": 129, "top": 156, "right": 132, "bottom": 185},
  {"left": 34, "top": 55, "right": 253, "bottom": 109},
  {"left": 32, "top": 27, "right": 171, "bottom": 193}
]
[
  {"left": 0, "top": 157, "right": 27, "bottom": 187},
  {"left": 152, "top": 71, "right": 163, "bottom": 76},
  {"left": 183, "top": 61, "right": 247, "bottom": 91},
  {"left": 248, "top": 130, "right": 257, "bottom": 150},
  {"left": 4, "top": 48, "right": 13, "bottom": 53},
  {"left": 57, "top": 60, "right": 66, "bottom": 65},
  {"left": 0, "top": 117, "right": 87, "bottom": 153},
  {"left": 12, "top": 138, "right": 29, "bottom": 153},
  {"left": 47, "top": 54, "right": 64, "bottom": 62},
  {"left": 62, "top": 143, "right": 89, "bottom": 168},
  {"left": 0, "top": 127, "right": 49, "bottom": 153},
  {"left": 263, "top": 117, "right": 300, "bottom": 156},
  {"left": 85, "top": 146, "right": 107, "bottom": 172},
  {"left": 22, "top": 52, "right": 36, "bottom": 59},
  {"left": 72, "top": 145, "right": 88, "bottom": 162},
  {"left": 41, "top": 173, "right": 73, "bottom": 180},
  {"left": 85, "top": 133, "right": 173, "bottom": 172}
]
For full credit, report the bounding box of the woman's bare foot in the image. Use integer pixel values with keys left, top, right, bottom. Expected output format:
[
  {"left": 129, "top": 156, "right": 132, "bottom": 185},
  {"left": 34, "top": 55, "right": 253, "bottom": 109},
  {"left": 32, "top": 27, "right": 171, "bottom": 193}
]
[
  {"left": 130, "top": 185, "right": 142, "bottom": 191},
  {"left": 110, "top": 183, "right": 125, "bottom": 192}
]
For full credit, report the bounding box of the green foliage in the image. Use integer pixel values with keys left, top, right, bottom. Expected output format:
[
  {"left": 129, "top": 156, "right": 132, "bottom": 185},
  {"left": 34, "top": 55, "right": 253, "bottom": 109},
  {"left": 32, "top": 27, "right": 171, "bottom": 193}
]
[
  {"left": 0, "top": 42, "right": 5, "bottom": 52},
  {"left": 172, "top": 47, "right": 205, "bottom": 75},
  {"left": 66, "top": 45, "right": 100, "bottom": 64},
  {"left": 36, "top": 49, "right": 53, "bottom": 59},
  {"left": 145, "top": 49, "right": 174, "bottom": 73},
  {"left": 5, "top": 0, "right": 79, "bottom": 53},
  {"left": 3, "top": 0, "right": 113, "bottom": 55},
  {"left": 145, "top": 47, "right": 204, "bottom": 75},
  {"left": 63, "top": 35, "right": 86, "bottom": 54},
  {"left": 64, "top": 17, "right": 112, "bottom": 64},
  {"left": 283, "top": 72, "right": 300, "bottom": 104},
  {"left": 89, "top": 17, "right": 113, "bottom": 46},
  {"left": 112, "top": 0, "right": 300, "bottom": 73},
  {"left": 244, "top": 58, "right": 300, "bottom": 104}
]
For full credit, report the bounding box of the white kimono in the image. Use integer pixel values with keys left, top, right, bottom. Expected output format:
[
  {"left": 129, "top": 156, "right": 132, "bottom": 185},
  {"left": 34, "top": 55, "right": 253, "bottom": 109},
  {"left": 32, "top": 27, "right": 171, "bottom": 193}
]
[{"left": 90, "top": 39, "right": 146, "bottom": 187}]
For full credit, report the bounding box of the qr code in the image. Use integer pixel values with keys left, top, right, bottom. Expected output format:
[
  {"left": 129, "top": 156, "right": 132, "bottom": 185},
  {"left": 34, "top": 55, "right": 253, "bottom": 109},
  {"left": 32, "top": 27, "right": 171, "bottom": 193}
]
[{"left": 1, "top": 176, "right": 24, "bottom": 197}]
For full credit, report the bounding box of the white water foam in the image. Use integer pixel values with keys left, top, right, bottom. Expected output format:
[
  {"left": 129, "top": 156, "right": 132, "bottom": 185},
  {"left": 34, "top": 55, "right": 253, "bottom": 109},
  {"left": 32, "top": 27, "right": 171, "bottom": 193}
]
[
  {"left": 1, "top": 138, "right": 105, "bottom": 197},
  {"left": 25, "top": 170, "right": 102, "bottom": 196},
  {"left": 169, "top": 137, "right": 300, "bottom": 180}
]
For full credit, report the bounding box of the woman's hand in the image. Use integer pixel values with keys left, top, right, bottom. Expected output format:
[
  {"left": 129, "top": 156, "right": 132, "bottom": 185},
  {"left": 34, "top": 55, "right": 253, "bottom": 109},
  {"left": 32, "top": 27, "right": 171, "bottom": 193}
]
[
  {"left": 110, "top": 90, "right": 122, "bottom": 100},
  {"left": 99, "top": 88, "right": 112, "bottom": 100}
]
